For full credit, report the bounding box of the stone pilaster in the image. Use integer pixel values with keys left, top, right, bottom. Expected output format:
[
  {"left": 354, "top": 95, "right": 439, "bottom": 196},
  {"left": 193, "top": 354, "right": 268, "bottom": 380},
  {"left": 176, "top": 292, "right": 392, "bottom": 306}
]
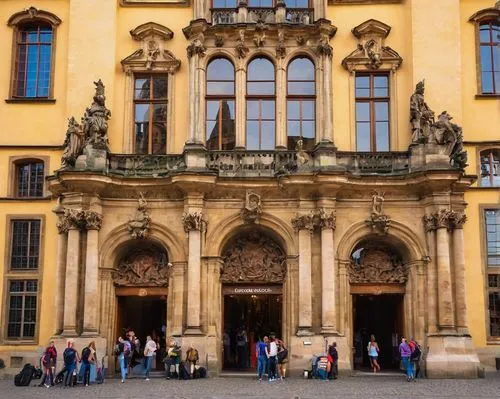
[
  {"left": 186, "top": 37, "right": 206, "bottom": 145},
  {"left": 206, "top": 257, "right": 222, "bottom": 337},
  {"left": 61, "top": 209, "right": 83, "bottom": 336},
  {"left": 169, "top": 262, "right": 186, "bottom": 337},
  {"left": 54, "top": 208, "right": 68, "bottom": 336},
  {"left": 338, "top": 261, "right": 348, "bottom": 336},
  {"left": 435, "top": 209, "right": 456, "bottom": 331},
  {"left": 291, "top": 213, "right": 315, "bottom": 335},
  {"left": 276, "top": 56, "right": 287, "bottom": 149},
  {"left": 319, "top": 209, "right": 337, "bottom": 334},
  {"left": 423, "top": 214, "right": 438, "bottom": 334},
  {"left": 82, "top": 210, "right": 103, "bottom": 336},
  {"left": 235, "top": 61, "right": 246, "bottom": 149},
  {"left": 183, "top": 209, "right": 205, "bottom": 335},
  {"left": 450, "top": 211, "right": 469, "bottom": 335}
]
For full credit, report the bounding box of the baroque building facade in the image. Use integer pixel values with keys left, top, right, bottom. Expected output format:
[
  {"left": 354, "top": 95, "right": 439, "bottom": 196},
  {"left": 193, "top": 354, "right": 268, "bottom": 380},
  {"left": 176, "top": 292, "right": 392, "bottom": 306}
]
[{"left": 0, "top": 0, "right": 499, "bottom": 378}]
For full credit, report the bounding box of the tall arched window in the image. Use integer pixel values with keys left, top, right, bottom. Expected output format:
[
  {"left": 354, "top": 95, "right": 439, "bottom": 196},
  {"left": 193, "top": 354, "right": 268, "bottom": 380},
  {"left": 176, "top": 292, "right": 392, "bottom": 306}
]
[
  {"left": 206, "top": 58, "right": 236, "bottom": 150},
  {"left": 247, "top": 57, "right": 275, "bottom": 150},
  {"left": 287, "top": 57, "right": 315, "bottom": 150}
]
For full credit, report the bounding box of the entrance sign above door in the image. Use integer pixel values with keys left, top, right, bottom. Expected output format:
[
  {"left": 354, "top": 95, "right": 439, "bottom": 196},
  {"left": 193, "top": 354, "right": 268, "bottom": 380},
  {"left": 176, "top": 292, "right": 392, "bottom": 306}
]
[{"left": 222, "top": 285, "right": 282, "bottom": 295}]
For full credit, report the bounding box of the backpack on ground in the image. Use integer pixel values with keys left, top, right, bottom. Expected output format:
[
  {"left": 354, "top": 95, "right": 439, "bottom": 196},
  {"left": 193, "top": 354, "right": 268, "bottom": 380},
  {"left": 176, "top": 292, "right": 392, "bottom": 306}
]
[
  {"left": 54, "top": 370, "right": 65, "bottom": 385},
  {"left": 198, "top": 366, "right": 207, "bottom": 378},
  {"left": 178, "top": 361, "right": 190, "bottom": 380},
  {"left": 14, "top": 363, "right": 36, "bottom": 386},
  {"left": 63, "top": 347, "right": 76, "bottom": 365}
]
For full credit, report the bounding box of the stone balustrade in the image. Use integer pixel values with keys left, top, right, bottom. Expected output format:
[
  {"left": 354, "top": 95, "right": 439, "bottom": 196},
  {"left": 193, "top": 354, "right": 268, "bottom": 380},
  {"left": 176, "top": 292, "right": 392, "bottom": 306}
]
[{"left": 210, "top": 7, "right": 314, "bottom": 26}]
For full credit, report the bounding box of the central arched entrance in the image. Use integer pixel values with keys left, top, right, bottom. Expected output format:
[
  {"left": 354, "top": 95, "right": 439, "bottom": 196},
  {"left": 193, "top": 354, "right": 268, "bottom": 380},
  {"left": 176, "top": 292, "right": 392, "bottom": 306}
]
[
  {"left": 350, "top": 237, "right": 408, "bottom": 371},
  {"left": 220, "top": 228, "right": 286, "bottom": 371}
]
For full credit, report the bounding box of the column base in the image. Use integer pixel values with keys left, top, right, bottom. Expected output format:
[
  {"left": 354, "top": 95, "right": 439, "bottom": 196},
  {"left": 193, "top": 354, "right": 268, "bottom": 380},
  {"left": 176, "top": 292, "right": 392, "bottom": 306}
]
[
  {"left": 320, "top": 326, "right": 339, "bottom": 335},
  {"left": 426, "top": 335, "right": 480, "bottom": 378},
  {"left": 296, "top": 327, "right": 314, "bottom": 336},
  {"left": 184, "top": 327, "right": 204, "bottom": 336},
  {"left": 81, "top": 329, "right": 99, "bottom": 337},
  {"left": 61, "top": 329, "right": 78, "bottom": 337}
]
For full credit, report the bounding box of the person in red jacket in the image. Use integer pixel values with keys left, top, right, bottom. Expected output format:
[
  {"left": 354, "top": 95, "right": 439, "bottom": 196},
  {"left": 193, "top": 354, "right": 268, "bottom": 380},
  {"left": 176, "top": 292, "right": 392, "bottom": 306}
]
[{"left": 39, "top": 340, "right": 57, "bottom": 387}]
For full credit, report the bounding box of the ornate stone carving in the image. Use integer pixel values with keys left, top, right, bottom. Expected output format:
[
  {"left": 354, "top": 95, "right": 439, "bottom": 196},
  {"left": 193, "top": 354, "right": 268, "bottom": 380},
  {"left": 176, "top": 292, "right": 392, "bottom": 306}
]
[
  {"left": 435, "top": 208, "right": 453, "bottom": 230},
  {"left": 342, "top": 19, "right": 402, "bottom": 72},
  {"left": 240, "top": 191, "right": 262, "bottom": 224},
  {"left": 296, "top": 139, "right": 311, "bottom": 166},
  {"left": 61, "top": 117, "right": 85, "bottom": 168},
  {"left": 275, "top": 30, "right": 286, "bottom": 59},
  {"left": 291, "top": 211, "right": 318, "bottom": 233},
  {"left": 433, "top": 111, "right": 468, "bottom": 168},
  {"left": 318, "top": 208, "right": 336, "bottom": 230},
  {"left": 122, "top": 22, "right": 180, "bottom": 74},
  {"left": 113, "top": 249, "right": 172, "bottom": 287},
  {"left": 410, "top": 80, "right": 435, "bottom": 144},
  {"left": 296, "top": 35, "right": 306, "bottom": 46},
  {"left": 128, "top": 194, "right": 151, "bottom": 239},
  {"left": 316, "top": 32, "right": 333, "bottom": 58},
  {"left": 366, "top": 192, "right": 391, "bottom": 234},
  {"left": 423, "top": 214, "right": 437, "bottom": 232},
  {"left": 182, "top": 211, "right": 205, "bottom": 232},
  {"left": 214, "top": 34, "right": 224, "bottom": 47},
  {"left": 56, "top": 208, "right": 84, "bottom": 233},
  {"left": 82, "top": 79, "right": 111, "bottom": 151},
  {"left": 449, "top": 211, "right": 467, "bottom": 229},
  {"left": 349, "top": 247, "right": 407, "bottom": 284},
  {"left": 187, "top": 36, "right": 206, "bottom": 58},
  {"left": 236, "top": 30, "right": 249, "bottom": 59},
  {"left": 253, "top": 23, "right": 267, "bottom": 47},
  {"left": 83, "top": 210, "right": 103, "bottom": 230},
  {"left": 221, "top": 232, "right": 286, "bottom": 283}
]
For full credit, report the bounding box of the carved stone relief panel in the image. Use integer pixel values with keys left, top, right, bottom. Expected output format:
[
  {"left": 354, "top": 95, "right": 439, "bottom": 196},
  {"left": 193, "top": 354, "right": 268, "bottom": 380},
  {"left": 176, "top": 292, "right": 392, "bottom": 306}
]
[
  {"left": 221, "top": 231, "right": 286, "bottom": 283},
  {"left": 349, "top": 246, "right": 406, "bottom": 284}
]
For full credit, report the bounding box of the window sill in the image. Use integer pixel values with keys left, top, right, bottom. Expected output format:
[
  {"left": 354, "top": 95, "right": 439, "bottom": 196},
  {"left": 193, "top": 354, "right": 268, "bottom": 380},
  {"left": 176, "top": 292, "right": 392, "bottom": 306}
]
[
  {"left": 475, "top": 94, "right": 500, "bottom": 99},
  {"left": 5, "top": 98, "right": 56, "bottom": 104},
  {"left": 487, "top": 339, "right": 500, "bottom": 345},
  {"left": 0, "top": 196, "right": 52, "bottom": 201}
]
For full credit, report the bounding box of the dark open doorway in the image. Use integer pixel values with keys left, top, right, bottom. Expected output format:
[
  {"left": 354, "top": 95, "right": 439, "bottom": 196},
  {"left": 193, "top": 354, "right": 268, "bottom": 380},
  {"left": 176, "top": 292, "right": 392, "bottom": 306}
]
[
  {"left": 353, "top": 294, "right": 404, "bottom": 370},
  {"left": 222, "top": 293, "right": 282, "bottom": 370},
  {"left": 116, "top": 295, "right": 167, "bottom": 370}
]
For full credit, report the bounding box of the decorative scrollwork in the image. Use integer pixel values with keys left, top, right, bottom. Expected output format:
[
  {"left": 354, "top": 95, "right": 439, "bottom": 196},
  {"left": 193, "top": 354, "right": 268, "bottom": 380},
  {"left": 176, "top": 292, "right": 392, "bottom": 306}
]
[{"left": 113, "top": 249, "right": 172, "bottom": 287}]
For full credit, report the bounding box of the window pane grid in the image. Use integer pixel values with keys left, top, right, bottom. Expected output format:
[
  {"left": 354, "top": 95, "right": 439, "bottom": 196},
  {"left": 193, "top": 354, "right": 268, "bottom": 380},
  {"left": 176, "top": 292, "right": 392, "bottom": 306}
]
[
  {"left": 479, "top": 21, "right": 500, "bottom": 94},
  {"left": 10, "top": 220, "right": 41, "bottom": 270},
  {"left": 355, "top": 74, "right": 390, "bottom": 152},
  {"left": 134, "top": 75, "right": 168, "bottom": 154},
  {"left": 17, "top": 162, "right": 44, "bottom": 197},
  {"left": 485, "top": 209, "right": 500, "bottom": 267},
  {"left": 7, "top": 279, "right": 38, "bottom": 339},
  {"left": 480, "top": 149, "right": 500, "bottom": 187},
  {"left": 14, "top": 25, "right": 52, "bottom": 98}
]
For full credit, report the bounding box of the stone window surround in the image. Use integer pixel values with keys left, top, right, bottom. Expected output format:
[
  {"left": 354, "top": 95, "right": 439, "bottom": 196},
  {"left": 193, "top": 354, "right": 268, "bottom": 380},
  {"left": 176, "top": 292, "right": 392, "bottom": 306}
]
[
  {"left": 476, "top": 146, "right": 500, "bottom": 188},
  {"left": 201, "top": 49, "right": 320, "bottom": 150},
  {"left": 469, "top": 6, "right": 500, "bottom": 98},
  {"left": 120, "top": 0, "right": 189, "bottom": 5},
  {"left": 6, "top": 7, "right": 61, "bottom": 103},
  {"left": 7, "top": 155, "right": 50, "bottom": 198},
  {"left": 480, "top": 205, "right": 500, "bottom": 343},
  {"left": 1, "top": 214, "right": 45, "bottom": 345}
]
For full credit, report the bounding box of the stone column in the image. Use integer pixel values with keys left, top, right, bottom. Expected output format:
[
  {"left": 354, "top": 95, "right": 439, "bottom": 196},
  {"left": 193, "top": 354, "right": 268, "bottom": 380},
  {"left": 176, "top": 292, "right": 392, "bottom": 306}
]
[
  {"left": 435, "top": 209, "right": 456, "bottom": 331},
  {"left": 451, "top": 211, "right": 469, "bottom": 335},
  {"left": 423, "top": 214, "right": 438, "bottom": 334},
  {"left": 338, "top": 261, "right": 348, "bottom": 335},
  {"left": 292, "top": 214, "right": 315, "bottom": 335},
  {"left": 61, "top": 209, "right": 83, "bottom": 336},
  {"left": 82, "top": 211, "right": 103, "bottom": 336},
  {"left": 206, "top": 257, "right": 222, "bottom": 336},
  {"left": 183, "top": 210, "right": 205, "bottom": 335},
  {"left": 319, "top": 209, "right": 337, "bottom": 333},
  {"left": 186, "top": 38, "right": 206, "bottom": 145},
  {"left": 54, "top": 212, "right": 68, "bottom": 336},
  {"left": 321, "top": 52, "right": 333, "bottom": 144},
  {"left": 275, "top": 56, "right": 287, "bottom": 149},
  {"left": 235, "top": 61, "right": 246, "bottom": 149},
  {"left": 169, "top": 262, "right": 186, "bottom": 336}
]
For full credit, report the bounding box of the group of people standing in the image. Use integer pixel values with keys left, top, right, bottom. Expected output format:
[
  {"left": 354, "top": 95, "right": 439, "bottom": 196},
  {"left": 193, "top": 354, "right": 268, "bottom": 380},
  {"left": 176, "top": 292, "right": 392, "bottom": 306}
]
[{"left": 255, "top": 334, "right": 288, "bottom": 381}]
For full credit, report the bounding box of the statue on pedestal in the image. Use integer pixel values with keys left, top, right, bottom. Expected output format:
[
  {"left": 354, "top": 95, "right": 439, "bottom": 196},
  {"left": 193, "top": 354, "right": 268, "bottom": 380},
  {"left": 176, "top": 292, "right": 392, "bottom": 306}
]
[
  {"left": 82, "top": 79, "right": 111, "bottom": 151},
  {"left": 410, "top": 81, "right": 435, "bottom": 144}
]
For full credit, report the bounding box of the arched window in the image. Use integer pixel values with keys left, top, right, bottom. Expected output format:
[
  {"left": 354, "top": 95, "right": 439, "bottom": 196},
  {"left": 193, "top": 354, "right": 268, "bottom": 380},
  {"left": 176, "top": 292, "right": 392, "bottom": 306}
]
[
  {"left": 7, "top": 8, "right": 61, "bottom": 100},
  {"left": 480, "top": 149, "right": 500, "bottom": 187},
  {"left": 287, "top": 57, "right": 315, "bottom": 150},
  {"left": 247, "top": 57, "right": 275, "bottom": 150},
  {"left": 15, "top": 160, "right": 44, "bottom": 197},
  {"left": 206, "top": 58, "right": 236, "bottom": 150}
]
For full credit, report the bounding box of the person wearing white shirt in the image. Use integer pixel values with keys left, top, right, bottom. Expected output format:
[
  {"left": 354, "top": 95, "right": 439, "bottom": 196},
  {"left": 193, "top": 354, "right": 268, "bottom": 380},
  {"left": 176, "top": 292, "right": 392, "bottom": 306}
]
[{"left": 265, "top": 337, "right": 278, "bottom": 381}]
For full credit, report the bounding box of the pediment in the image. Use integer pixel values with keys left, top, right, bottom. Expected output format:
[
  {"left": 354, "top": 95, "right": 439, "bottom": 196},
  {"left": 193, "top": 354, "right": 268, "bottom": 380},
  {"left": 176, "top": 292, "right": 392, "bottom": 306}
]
[{"left": 130, "top": 22, "right": 174, "bottom": 41}]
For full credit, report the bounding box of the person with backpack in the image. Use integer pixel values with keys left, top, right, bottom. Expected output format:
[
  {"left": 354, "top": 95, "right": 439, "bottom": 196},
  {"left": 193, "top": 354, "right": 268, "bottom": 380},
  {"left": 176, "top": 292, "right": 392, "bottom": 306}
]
[
  {"left": 39, "top": 340, "right": 57, "bottom": 387},
  {"left": 80, "top": 342, "right": 96, "bottom": 386},
  {"left": 409, "top": 338, "right": 422, "bottom": 379},
  {"left": 185, "top": 346, "right": 199, "bottom": 377},
  {"left": 143, "top": 336, "right": 157, "bottom": 381},
  {"left": 115, "top": 337, "right": 127, "bottom": 383},
  {"left": 63, "top": 339, "right": 80, "bottom": 387}
]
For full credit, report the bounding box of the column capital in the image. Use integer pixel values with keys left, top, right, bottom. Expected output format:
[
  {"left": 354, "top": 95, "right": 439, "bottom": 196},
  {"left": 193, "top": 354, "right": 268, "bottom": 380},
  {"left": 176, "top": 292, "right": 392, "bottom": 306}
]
[
  {"left": 449, "top": 211, "right": 467, "bottom": 230},
  {"left": 182, "top": 211, "right": 206, "bottom": 233},
  {"left": 83, "top": 210, "right": 103, "bottom": 230},
  {"left": 57, "top": 208, "right": 83, "bottom": 233},
  {"left": 291, "top": 212, "right": 315, "bottom": 233},
  {"left": 435, "top": 208, "right": 454, "bottom": 230},
  {"left": 318, "top": 208, "right": 336, "bottom": 230},
  {"left": 423, "top": 213, "right": 437, "bottom": 232}
]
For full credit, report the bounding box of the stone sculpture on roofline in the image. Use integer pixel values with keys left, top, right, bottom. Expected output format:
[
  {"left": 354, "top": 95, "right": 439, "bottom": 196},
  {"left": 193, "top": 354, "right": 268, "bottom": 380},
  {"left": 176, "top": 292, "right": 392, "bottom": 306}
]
[
  {"left": 60, "top": 79, "right": 111, "bottom": 170},
  {"left": 409, "top": 80, "right": 467, "bottom": 169}
]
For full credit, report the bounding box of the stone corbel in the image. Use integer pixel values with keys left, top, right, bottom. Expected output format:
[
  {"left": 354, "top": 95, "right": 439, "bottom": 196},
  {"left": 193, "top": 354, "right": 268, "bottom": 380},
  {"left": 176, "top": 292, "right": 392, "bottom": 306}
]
[{"left": 341, "top": 19, "right": 402, "bottom": 72}]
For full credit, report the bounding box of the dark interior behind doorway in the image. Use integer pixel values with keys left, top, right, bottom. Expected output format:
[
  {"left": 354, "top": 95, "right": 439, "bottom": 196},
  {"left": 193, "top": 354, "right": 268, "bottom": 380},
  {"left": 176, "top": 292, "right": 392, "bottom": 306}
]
[{"left": 353, "top": 294, "right": 403, "bottom": 370}]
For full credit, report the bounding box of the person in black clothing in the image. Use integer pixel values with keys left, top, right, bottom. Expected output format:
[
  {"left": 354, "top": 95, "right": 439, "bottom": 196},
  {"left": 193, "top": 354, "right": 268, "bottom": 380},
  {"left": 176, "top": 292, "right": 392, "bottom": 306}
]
[{"left": 328, "top": 342, "right": 339, "bottom": 380}]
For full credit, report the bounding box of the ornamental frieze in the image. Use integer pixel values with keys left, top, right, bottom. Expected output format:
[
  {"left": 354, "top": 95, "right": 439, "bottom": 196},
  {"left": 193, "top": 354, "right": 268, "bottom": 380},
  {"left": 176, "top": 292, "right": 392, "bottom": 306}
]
[
  {"left": 349, "top": 247, "right": 406, "bottom": 284},
  {"left": 221, "top": 232, "right": 286, "bottom": 283},
  {"left": 113, "top": 250, "right": 172, "bottom": 287}
]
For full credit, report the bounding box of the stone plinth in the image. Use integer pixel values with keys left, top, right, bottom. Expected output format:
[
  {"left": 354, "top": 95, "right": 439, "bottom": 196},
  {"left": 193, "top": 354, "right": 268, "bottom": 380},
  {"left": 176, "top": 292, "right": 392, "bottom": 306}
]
[
  {"left": 426, "top": 335, "right": 480, "bottom": 378},
  {"left": 183, "top": 143, "right": 207, "bottom": 170},
  {"left": 75, "top": 145, "right": 107, "bottom": 170}
]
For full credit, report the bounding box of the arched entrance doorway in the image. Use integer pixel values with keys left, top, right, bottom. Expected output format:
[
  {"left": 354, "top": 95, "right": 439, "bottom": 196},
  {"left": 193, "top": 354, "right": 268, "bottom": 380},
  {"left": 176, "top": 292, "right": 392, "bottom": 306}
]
[
  {"left": 220, "top": 229, "right": 286, "bottom": 371},
  {"left": 113, "top": 241, "right": 171, "bottom": 371},
  {"left": 349, "top": 238, "right": 408, "bottom": 371}
]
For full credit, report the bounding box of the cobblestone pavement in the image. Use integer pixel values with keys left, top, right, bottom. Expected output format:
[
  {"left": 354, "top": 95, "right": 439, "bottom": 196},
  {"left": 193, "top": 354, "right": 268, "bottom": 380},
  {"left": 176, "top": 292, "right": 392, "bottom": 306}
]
[{"left": 1, "top": 374, "right": 499, "bottom": 399}]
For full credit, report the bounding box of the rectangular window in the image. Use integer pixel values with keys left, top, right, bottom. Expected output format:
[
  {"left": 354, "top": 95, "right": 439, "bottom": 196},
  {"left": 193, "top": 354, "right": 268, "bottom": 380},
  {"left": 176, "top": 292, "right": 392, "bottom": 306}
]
[
  {"left": 13, "top": 25, "right": 53, "bottom": 98},
  {"left": 480, "top": 149, "right": 500, "bottom": 187},
  {"left": 479, "top": 21, "right": 500, "bottom": 94},
  {"left": 134, "top": 75, "right": 168, "bottom": 154},
  {"left": 355, "top": 74, "right": 390, "bottom": 152},
  {"left": 485, "top": 209, "right": 500, "bottom": 267},
  {"left": 10, "top": 220, "right": 41, "bottom": 270},
  {"left": 7, "top": 280, "right": 38, "bottom": 339},
  {"left": 488, "top": 274, "right": 500, "bottom": 337},
  {"left": 16, "top": 162, "right": 44, "bottom": 197}
]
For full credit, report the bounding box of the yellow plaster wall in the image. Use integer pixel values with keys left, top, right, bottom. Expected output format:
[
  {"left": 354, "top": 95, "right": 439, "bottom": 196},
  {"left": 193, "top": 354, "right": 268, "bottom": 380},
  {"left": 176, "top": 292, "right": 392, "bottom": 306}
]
[
  {"left": 0, "top": 0, "right": 69, "bottom": 146},
  {"left": 328, "top": 2, "right": 412, "bottom": 151},
  {"left": 460, "top": 0, "right": 500, "bottom": 142}
]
